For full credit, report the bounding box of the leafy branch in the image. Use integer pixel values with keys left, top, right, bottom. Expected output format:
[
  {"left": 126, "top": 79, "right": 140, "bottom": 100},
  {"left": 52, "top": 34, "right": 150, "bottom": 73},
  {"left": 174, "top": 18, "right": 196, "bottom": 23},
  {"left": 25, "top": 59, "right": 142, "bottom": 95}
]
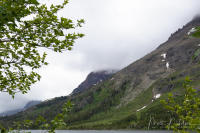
[{"left": 0, "top": 0, "right": 84, "bottom": 97}]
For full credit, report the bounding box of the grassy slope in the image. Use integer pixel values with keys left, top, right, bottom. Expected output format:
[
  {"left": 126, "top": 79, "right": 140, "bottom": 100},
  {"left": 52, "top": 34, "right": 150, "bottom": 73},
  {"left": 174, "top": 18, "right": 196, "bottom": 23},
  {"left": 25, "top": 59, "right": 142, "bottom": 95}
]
[
  {"left": 68, "top": 86, "right": 153, "bottom": 129},
  {"left": 66, "top": 64, "right": 200, "bottom": 129},
  {"left": 1, "top": 65, "right": 200, "bottom": 130}
]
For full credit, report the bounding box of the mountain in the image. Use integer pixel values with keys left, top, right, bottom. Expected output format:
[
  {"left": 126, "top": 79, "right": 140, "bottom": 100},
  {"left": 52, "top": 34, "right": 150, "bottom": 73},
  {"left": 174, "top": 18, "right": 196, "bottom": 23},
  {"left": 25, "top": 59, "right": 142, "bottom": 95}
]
[
  {"left": 0, "top": 100, "right": 41, "bottom": 117},
  {"left": 72, "top": 70, "right": 117, "bottom": 94},
  {"left": 23, "top": 101, "right": 41, "bottom": 110},
  {"left": 1, "top": 17, "right": 200, "bottom": 129},
  {"left": 0, "top": 109, "right": 23, "bottom": 117}
]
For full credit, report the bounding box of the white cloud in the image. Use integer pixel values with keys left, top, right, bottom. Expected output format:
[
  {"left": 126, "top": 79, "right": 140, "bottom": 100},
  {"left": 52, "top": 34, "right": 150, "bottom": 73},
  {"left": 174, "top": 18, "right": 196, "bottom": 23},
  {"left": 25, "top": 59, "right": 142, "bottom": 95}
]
[{"left": 0, "top": 93, "right": 28, "bottom": 113}]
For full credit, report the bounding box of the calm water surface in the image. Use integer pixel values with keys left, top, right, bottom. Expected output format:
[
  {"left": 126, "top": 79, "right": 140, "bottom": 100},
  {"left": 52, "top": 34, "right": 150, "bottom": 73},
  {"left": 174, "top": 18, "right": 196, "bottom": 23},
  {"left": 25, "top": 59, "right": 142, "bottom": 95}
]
[{"left": 26, "top": 130, "right": 172, "bottom": 133}]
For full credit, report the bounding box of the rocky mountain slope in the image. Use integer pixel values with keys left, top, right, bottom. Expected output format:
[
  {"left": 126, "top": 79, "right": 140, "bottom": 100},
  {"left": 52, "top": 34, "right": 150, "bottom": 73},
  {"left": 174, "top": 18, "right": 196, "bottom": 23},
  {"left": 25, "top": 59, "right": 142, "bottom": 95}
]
[
  {"left": 1, "top": 17, "right": 200, "bottom": 129},
  {"left": 72, "top": 70, "right": 117, "bottom": 94}
]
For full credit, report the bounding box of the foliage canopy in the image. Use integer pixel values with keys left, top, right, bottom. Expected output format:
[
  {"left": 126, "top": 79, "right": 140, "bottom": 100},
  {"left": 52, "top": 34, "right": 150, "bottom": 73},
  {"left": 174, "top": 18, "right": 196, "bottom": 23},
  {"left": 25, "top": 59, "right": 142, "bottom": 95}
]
[
  {"left": 0, "top": 0, "right": 84, "bottom": 97},
  {"left": 161, "top": 77, "right": 200, "bottom": 133}
]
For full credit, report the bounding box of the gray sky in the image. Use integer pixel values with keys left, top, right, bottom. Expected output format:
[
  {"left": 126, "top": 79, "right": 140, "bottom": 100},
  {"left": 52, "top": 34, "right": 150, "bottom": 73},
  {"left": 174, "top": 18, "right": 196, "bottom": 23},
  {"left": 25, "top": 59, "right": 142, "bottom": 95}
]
[{"left": 0, "top": 0, "right": 200, "bottom": 113}]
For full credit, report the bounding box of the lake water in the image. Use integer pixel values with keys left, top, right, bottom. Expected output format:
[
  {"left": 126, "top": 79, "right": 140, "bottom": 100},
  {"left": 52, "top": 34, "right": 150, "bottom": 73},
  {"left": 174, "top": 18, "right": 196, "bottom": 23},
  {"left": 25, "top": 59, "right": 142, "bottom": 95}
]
[{"left": 24, "top": 130, "right": 172, "bottom": 133}]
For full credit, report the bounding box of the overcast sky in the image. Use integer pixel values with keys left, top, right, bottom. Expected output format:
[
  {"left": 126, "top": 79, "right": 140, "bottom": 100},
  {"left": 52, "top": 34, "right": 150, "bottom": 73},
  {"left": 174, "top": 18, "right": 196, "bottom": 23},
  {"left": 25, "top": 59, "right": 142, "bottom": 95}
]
[{"left": 0, "top": 0, "right": 200, "bottom": 113}]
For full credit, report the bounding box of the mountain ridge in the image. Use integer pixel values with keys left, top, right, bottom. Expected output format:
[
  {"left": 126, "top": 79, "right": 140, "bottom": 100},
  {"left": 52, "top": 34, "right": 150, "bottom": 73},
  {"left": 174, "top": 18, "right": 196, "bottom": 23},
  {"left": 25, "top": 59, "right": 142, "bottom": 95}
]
[
  {"left": 1, "top": 16, "right": 200, "bottom": 129},
  {"left": 0, "top": 100, "right": 41, "bottom": 117},
  {"left": 72, "top": 70, "right": 117, "bottom": 94}
]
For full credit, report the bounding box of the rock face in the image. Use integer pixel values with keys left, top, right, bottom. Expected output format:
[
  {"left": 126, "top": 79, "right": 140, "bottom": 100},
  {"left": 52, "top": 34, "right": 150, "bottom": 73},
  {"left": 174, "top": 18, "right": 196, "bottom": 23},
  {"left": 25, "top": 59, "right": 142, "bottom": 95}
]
[
  {"left": 110, "top": 16, "right": 200, "bottom": 106},
  {"left": 72, "top": 70, "right": 117, "bottom": 94}
]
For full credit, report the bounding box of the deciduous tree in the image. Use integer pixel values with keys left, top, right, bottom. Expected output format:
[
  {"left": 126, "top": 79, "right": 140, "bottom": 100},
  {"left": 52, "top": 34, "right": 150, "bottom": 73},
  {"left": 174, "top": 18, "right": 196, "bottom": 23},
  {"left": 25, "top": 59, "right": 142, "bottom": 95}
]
[{"left": 0, "top": 0, "right": 84, "bottom": 97}]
